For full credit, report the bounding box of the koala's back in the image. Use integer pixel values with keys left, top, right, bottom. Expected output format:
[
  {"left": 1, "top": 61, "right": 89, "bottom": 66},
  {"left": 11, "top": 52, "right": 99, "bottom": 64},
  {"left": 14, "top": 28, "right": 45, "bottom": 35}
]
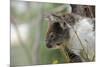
[{"left": 68, "top": 17, "right": 95, "bottom": 61}]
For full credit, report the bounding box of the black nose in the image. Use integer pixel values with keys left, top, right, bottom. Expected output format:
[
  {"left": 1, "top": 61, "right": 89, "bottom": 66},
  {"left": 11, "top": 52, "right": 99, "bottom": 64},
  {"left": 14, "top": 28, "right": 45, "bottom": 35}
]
[{"left": 46, "top": 44, "right": 52, "bottom": 48}]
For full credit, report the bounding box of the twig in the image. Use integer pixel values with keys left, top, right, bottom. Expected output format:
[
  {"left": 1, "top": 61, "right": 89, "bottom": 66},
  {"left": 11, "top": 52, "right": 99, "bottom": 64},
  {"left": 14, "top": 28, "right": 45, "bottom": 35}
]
[{"left": 74, "top": 30, "right": 89, "bottom": 61}]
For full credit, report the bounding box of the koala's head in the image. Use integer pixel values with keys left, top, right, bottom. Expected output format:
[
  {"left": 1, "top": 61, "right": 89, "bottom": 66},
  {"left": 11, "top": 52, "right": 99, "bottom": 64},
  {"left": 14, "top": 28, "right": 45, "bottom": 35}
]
[{"left": 45, "top": 13, "right": 75, "bottom": 48}]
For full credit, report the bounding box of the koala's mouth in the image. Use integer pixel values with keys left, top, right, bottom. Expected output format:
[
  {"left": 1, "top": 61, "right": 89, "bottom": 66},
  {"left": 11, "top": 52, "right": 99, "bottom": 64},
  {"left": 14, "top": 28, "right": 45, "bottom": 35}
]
[
  {"left": 56, "top": 42, "right": 62, "bottom": 46},
  {"left": 46, "top": 42, "right": 63, "bottom": 48}
]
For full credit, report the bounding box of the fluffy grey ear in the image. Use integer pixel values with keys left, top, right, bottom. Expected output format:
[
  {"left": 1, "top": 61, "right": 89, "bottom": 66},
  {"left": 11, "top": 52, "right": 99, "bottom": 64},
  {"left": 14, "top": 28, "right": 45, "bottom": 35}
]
[
  {"left": 48, "top": 14, "right": 56, "bottom": 21},
  {"left": 45, "top": 13, "right": 56, "bottom": 23}
]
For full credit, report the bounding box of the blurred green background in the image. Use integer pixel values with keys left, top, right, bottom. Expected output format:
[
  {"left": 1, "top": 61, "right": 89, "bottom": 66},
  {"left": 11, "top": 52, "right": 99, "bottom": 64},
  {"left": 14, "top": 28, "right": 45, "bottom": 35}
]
[{"left": 10, "top": 0, "right": 71, "bottom": 66}]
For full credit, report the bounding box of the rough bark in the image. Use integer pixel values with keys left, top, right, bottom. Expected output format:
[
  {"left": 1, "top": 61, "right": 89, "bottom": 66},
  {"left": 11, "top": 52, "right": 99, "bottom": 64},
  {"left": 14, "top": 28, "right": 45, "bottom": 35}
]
[{"left": 71, "top": 4, "right": 95, "bottom": 18}]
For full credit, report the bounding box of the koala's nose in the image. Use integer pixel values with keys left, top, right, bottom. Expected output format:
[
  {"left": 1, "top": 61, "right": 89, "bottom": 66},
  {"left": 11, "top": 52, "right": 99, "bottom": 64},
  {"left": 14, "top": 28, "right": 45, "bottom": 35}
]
[{"left": 46, "top": 44, "right": 52, "bottom": 48}]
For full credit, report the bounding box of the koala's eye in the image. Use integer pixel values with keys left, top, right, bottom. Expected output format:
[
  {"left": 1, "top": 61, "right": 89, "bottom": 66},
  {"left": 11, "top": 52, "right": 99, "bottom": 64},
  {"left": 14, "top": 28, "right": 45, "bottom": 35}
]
[
  {"left": 50, "top": 34, "right": 54, "bottom": 38},
  {"left": 50, "top": 34, "right": 55, "bottom": 39},
  {"left": 49, "top": 33, "right": 55, "bottom": 40}
]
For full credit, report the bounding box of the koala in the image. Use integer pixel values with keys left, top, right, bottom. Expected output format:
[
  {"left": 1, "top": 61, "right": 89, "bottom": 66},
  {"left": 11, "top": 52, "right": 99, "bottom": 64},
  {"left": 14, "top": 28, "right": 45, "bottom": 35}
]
[{"left": 45, "top": 13, "right": 95, "bottom": 62}]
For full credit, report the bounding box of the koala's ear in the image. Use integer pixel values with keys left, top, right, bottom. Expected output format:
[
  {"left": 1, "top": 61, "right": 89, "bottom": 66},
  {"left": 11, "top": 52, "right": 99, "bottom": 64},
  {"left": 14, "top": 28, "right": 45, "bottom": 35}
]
[
  {"left": 49, "top": 14, "right": 55, "bottom": 21},
  {"left": 46, "top": 13, "right": 62, "bottom": 23},
  {"left": 45, "top": 13, "right": 56, "bottom": 23}
]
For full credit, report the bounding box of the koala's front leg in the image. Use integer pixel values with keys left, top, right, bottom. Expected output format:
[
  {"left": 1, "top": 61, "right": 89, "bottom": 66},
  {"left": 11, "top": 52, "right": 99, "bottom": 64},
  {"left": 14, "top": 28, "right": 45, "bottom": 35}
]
[
  {"left": 60, "top": 45, "right": 82, "bottom": 63},
  {"left": 64, "top": 46, "right": 82, "bottom": 63}
]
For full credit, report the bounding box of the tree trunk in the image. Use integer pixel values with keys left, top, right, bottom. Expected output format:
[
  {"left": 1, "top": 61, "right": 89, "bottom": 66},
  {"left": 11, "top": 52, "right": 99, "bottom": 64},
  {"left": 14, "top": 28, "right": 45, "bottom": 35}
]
[{"left": 71, "top": 4, "right": 95, "bottom": 18}]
